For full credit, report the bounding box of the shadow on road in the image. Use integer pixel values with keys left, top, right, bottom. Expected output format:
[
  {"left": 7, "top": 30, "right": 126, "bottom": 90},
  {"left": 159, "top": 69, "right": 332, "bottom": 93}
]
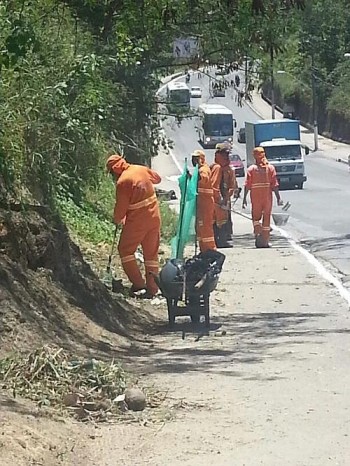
[
  {"left": 301, "top": 234, "right": 350, "bottom": 253},
  {"left": 126, "top": 309, "right": 350, "bottom": 380},
  {"left": 230, "top": 232, "right": 290, "bottom": 249}
]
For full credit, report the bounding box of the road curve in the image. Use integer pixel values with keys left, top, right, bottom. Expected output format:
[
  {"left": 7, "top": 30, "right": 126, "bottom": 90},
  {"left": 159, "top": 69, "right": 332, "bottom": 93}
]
[{"left": 158, "top": 70, "right": 350, "bottom": 284}]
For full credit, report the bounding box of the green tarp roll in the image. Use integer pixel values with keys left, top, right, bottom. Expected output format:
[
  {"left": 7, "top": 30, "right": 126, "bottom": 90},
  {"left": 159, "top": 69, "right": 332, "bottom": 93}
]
[{"left": 171, "top": 160, "right": 199, "bottom": 259}]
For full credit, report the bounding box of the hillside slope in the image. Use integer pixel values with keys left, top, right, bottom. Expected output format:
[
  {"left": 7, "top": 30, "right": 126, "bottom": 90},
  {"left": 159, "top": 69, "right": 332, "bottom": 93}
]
[{"left": 0, "top": 205, "right": 157, "bottom": 358}]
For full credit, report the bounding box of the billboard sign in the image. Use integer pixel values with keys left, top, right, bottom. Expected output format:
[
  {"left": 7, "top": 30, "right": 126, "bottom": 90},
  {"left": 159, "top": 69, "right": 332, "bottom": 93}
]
[{"left": 173, "top": 37, "right": 199, "bottom": 59}]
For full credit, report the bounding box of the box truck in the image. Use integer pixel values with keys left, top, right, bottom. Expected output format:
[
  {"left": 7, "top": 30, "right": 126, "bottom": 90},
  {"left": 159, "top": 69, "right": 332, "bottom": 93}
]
[{"left": 245, "top": 119, "right": 308, "bottom": 189}]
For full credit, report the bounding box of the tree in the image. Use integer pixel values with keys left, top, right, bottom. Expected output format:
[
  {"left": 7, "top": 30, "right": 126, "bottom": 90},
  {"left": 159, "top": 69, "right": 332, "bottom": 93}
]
[{"left": 0, "top": 0, "right": 321, "bottom": 209}]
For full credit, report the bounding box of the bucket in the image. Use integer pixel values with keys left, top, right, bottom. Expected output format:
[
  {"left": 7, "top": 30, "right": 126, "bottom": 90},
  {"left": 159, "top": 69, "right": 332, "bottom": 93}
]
[{"left": 272, "top": 212, "right": 289, "bottom": 226}]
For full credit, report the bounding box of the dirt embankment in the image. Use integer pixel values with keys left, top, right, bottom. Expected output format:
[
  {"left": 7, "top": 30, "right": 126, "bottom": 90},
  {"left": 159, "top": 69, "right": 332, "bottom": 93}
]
[
  {"left": 0, "top": 204, "right": 165, "bottom": 465},
  {"left": 0, "top": 204, "right": 158, "bottom": 357}
]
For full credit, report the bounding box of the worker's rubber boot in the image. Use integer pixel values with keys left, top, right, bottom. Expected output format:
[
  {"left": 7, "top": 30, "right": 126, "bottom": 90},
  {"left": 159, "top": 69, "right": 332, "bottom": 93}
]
[
  {"left": 213, "top": 224, "right": 229, "bottom": 248},
  {"left": 226, "top": 216, "right": 234, "bottom": 242},
  {"left": 224, "top": 220, "right": 234, "bottom": 247},
  {"left": 129, "top": 285, "right": 147, "bottom": 298},
  {"left": 255, "top": 234, "right": 270, "bottom": 248},
  {"left": 255, "top": 234, "right": 264, "bottom": 248},
  {"left": 143, "top": 290, "right": 162, "bottom": 300},
  {"left": 213, "top": 224, "right": 221, "bottom": 248}
]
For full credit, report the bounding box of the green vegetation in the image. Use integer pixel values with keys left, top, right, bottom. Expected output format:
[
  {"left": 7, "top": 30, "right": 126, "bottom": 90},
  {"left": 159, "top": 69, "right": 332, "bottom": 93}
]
[
  {"left": 2, "top": 0, "right": 350, "bottom": 245},
  {"left": 259, "top": 0, "right": 350, "bottom": 134},
  {"left": 327, "top": 70, "right": 350, "bottom": 119},
  {"left": 57, "top": 196, "right": 114, "bottom": 244},
  {"left": 0, "top": 346, "right": 127, "bottom": 421},
  {"left": 0, "top": 0, "right": 308, "bottom": 203},
  {"left": 159, "top": 202, "right": 178, "bottom": 242},
  {"left": 59, "top": 190, "right": 178, "bottom": 246}
]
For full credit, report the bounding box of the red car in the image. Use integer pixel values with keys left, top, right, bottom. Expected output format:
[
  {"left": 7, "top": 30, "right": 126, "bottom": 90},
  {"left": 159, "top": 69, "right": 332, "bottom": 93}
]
[{"left": 229, "top": 153, "right": 245, "bottom": 177}]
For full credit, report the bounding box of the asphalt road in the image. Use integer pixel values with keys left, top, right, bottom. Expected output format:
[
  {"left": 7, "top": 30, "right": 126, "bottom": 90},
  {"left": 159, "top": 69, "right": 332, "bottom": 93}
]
[{"left": 158, "top": 70, "right": 350, "bottom": 283}]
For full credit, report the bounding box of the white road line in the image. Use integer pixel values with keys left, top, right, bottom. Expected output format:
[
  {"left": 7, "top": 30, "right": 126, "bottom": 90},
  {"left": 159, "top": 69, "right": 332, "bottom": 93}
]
[
  {"left": 159, "top": 71, "right": 350, "bottom": 308},
  {"left": 159, "top": 121, "right": 183, "bottom": 174},
  {"left": 274, "top": 226, "right": 350, "bottom": 308},
  {"left": 157, "top": 74, "right": 185, "bottom": 174},
  {"left": 236, "top": 208, "right": 350, "bottom": 306},
  {"left": 168, "top": 146, "right": 183, "bottom": 174}
]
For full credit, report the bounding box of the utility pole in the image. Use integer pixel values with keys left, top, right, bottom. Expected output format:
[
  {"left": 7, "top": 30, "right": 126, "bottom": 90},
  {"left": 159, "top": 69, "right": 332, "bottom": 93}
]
[
  {"left": 270, "top": 46, "right": 275, "bottom": 119},
  {"left": 311, "top": 51, "right": 319, "bottom": 151},
  {"left": 209, "top": 71, "right": 212, "bottom": 98},
  {"left": 244, "top": 54, "right": 248, "bottom": 95}
]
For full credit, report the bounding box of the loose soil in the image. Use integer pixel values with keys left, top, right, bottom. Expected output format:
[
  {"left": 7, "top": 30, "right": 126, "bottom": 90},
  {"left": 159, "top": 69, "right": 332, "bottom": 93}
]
[
  {"left": 1, "top": 206, "right": 350, "bottom": 466},
  {"left": 0, "top": 204, "right": 160, "bottom": 358},
  {"left": 0, "top": 205, "right": 166, "bottom": 465}
]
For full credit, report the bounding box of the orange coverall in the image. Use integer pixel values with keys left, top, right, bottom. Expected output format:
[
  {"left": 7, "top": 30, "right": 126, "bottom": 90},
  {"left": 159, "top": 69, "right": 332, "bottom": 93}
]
[
  {"left": 245, "top": 158, "right": 278, "bottom": 245},
  {"left": 106, "top": 155, "right": 161, "bottom": 296},
  {"left": 193, "top": 151, "right": 216, "bottom": 252},
  {"left": 211, "top": 152, "right": 237, "bottom": 231}
]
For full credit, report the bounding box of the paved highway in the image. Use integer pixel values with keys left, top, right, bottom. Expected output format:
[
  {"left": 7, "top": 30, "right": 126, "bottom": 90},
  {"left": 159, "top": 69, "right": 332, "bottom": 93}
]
[{"left": 159, "top": 70, "right": 350, "bottom": 283}]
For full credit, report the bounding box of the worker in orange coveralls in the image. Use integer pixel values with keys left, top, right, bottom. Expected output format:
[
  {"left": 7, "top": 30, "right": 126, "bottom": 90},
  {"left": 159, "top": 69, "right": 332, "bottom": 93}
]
[
  {"left": 106, "top": 154, "right": 161, "bottom": 298},
  {"left": 210, "top": 142, "right": 238, "bottom": 248},
  {"left": 191, "top": 150, "right": 216, "bottom": 252},
  {"left": 242, "top": 147, "right": 283, "bottom": 248}
]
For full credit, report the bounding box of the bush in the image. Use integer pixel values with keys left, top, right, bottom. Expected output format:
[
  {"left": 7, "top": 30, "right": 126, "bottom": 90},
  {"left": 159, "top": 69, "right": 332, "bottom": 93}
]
[
  {"left": 0, "top": 1, "right": 161, "bottom": 207},
  {"left": 159, "top": 202, "right": 178, "bottom": 242}
]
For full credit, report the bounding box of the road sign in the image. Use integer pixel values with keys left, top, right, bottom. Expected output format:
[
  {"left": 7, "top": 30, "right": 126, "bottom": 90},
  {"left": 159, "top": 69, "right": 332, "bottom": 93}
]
[{"left": 173, "top": 38, "right": 199, "bottom": 59}]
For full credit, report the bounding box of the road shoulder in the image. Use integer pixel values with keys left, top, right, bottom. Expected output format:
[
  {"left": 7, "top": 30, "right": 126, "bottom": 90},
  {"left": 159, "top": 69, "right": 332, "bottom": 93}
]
[{"left": 84, "top": 214, "right": 350, "bottom": 466}]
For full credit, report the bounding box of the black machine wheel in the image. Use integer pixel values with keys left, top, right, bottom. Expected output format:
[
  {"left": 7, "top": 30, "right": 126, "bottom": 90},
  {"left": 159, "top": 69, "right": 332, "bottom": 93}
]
[
  {"left": 166, "top": 298, "right": 176, "bottom": 327},
  {"left": 190, "top": 314, "right": 200, "bottom": 324},
  {"left": 188, "top": 295, "right": 200, "bottom": 324},
  {"left": 203, "top": 294, "right": 210, "bottom": 328}
]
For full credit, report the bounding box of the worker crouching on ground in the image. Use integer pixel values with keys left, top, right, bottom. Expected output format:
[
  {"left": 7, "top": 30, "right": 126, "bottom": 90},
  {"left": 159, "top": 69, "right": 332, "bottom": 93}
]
[
  {"left": 106, "top": 154, "right": 161, "bottom": 298},
  {"left": 211, "top": 142, "right": 238, "bottom": 248},
  {"left": 242, "top": 146, "right": 283, "bottom": 248},
  {"left": 191, "top": 150, "right": 217, "bottom": 252}
]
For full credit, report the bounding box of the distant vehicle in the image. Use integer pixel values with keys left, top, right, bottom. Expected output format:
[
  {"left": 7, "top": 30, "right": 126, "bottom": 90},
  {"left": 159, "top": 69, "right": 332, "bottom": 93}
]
[
  {"left": 245, "top": 119, "right": 308, "bottom": 189},
  {"left": 237, "top": 127, "right": 246, "bottom": 143},
  {"left": 190, "top": 86, "right": 202, "bottom": 98},
  {"left": 196, "top": 104, "right": 237, "bottom": 148},
  {"left": 212, "top": 87, "right": 225, "bottom": 97},
  {"left": 215, "top": 66, "right": 228, "bottom": 76},
  {"left": 229, "top": 153, "right": 245, "bottom": 177},
  {"left": 166, "top": 81, "right": 190, "bottom": 109}
]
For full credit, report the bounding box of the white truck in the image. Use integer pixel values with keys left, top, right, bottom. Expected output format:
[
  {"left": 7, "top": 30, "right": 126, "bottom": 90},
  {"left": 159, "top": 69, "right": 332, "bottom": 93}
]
[{"left": 245, "top": 119, "right": 308, "bottom": 189}]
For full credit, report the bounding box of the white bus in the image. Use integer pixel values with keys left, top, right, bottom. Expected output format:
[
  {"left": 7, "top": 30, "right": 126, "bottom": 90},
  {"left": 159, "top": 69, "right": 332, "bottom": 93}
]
[
  {"left": 196, "top": 104, "right": 236, "bottom": 148},
  {"left": 166, "top": 81, "right": 190, "bottom": 109}
]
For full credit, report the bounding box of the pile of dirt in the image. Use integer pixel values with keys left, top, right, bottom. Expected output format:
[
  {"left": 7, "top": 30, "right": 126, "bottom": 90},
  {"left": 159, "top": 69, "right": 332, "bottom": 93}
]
[
  {"left": 0, "top": 203, "right": 170, "bottom": 465},
  {"left": 0, "top": 204, "right": 158, "bottom": 358}
]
